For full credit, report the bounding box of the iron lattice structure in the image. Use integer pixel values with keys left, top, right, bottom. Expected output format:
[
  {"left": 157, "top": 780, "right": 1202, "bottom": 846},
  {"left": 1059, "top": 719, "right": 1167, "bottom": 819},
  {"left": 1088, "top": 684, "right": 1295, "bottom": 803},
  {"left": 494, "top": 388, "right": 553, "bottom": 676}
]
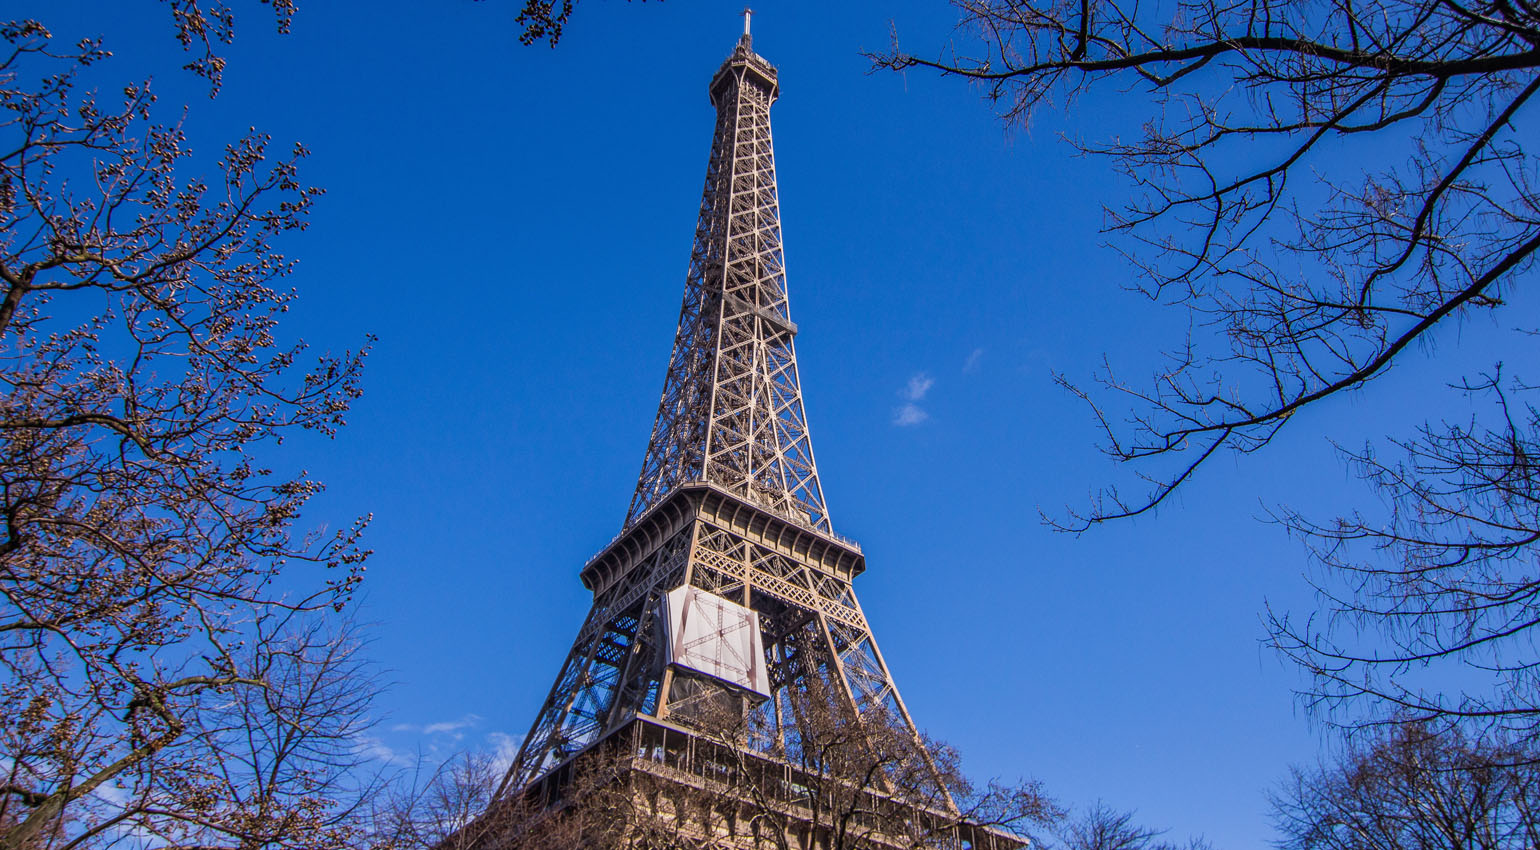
[
  {"left": 501, "top": 30, "right": 946, "bottom": 827},
  {"left": 626, "top": 32, "right": 828, "bottom": 534}
]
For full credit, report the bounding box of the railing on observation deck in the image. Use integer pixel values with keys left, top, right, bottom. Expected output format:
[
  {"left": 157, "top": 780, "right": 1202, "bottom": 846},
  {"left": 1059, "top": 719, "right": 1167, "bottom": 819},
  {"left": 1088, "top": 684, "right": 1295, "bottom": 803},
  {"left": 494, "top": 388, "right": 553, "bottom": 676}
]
[{"left": 583, "top": 479, "right": 861, "bottom": 574}]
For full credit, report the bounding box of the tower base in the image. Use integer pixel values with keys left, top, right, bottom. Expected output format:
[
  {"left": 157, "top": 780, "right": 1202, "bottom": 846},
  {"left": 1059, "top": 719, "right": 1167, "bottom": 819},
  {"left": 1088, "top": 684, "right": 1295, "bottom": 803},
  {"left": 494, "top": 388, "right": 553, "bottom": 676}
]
[{"left": 475, "top": 717, "right": 1027, "bottom": 850}]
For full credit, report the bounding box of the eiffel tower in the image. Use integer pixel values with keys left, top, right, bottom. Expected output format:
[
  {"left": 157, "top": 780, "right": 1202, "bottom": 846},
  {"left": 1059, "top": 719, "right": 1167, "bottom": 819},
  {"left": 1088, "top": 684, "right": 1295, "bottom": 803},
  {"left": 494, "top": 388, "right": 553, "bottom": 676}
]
[{"left": 495, "top": 17, "right": 1019, "bottom": 850}]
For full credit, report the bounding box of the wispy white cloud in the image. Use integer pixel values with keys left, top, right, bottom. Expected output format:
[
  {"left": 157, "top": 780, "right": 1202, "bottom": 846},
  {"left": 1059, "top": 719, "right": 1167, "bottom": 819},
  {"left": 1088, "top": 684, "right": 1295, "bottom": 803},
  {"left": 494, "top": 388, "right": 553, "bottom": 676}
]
[
  {"left": 893, "top": 372, "right": 934, "bottom": 426},
  {"left": 358, "top": 721, "right": 523, "bottom": 780},
  {"left": 423, "top": 715, "right": 481, "bottom": 737},
  {"left": 391, "top": 714, "right": 483, "bottom": 740},
  {"left": 963, "top": 348, "right": 984, "bottom": 374},
  {"left": 368, "top": 714, "right": 487, "bottom": 766},
  {"left": 89, "top": 779, "right": 157, "bottom": 844},
  {"left": 487, "top": 731, "right": 523, "bottom": 776},
  {"left": 893, "top": 403, "right": 929, "bottom": 426},
  {"left": 92, "top": 780, "right": 130, "bottom": 806},
  {"left": 354, "top": 734, "right": 414, "bottom": 767},
  {"left": 903, "top": 373, "right": 934, "bottom": 401}
]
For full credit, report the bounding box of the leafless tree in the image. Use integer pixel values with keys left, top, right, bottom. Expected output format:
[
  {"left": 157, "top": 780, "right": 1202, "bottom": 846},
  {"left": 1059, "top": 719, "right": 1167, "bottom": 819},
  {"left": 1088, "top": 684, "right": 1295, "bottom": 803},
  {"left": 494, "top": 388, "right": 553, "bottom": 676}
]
[
  {"left": 384, "top": 681, "right": 1060, "bottom": 850},
  {"left": 372, "top": 744, "right": 670, "bottom": 850},
  {"left": 1049, "top": 803, "right": 1212, "bottom": 850},
  {"left": 876, "top": 0, "right": 1540, "bottom": 736},
  {"left": 373, "top": 752, "right": 516, "bottom": 850},
  {"left": 1271, "top": 723, "right": 1540, "bottom": 849},
  {"left": 682, "top": 681, "right": 1061, "bottom": 850},
  {"left": 507, "top": 0, "right": 606, "bottom": 47},
  {"left": 0, "top": 5, "right": 375, "bottom": 849},
  {"left": 510, "top": 0, "right": 579, "bottom": 46},
  {"left": 1267, "top": 369, "right": 1540, "bottom": 739}
]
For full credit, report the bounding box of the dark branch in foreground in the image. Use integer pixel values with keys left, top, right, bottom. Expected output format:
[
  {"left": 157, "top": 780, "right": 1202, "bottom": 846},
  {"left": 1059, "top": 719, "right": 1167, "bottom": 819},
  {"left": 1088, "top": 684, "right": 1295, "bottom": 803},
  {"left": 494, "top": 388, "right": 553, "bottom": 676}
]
[{"left": 877, "top": 0, "right": 1540, "bottom": 736}]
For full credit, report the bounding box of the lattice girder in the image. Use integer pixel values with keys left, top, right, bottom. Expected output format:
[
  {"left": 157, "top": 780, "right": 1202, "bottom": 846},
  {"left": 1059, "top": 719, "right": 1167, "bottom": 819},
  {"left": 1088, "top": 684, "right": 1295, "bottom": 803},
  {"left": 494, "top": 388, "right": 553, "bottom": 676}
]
[
  {"left": 627, "top": 34, "right": 829, "bottom": 533},
  {"left": 504, "top": 485, "right": 923, "bottom": 792}
]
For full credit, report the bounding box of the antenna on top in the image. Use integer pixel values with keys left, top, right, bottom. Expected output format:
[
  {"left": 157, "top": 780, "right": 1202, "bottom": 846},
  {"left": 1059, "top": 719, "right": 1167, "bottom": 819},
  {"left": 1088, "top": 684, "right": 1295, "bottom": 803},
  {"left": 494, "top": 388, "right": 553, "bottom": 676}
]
[{"left": 742, "top": 7, "right": 753, "bottom": 36}]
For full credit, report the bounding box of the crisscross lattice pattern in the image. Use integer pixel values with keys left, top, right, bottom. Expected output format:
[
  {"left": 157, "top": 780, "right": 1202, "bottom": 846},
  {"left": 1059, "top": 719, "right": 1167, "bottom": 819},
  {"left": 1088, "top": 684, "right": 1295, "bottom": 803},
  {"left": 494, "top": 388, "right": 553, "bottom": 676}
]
[
  {"left": 627, "top": 36, "right": 829, "bottom": 533},
  {"left": 502, "top": 37, "right": 939, "bottom": 806}
]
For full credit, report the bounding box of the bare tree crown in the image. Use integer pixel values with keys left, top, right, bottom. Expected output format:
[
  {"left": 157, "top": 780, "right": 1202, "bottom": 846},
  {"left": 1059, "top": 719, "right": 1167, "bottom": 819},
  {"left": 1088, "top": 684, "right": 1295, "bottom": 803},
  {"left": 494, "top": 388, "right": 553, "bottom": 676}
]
[
  {"left": 879, "top": 0, "right": 1540, "bottom": 739},
  {"left": 0, "top": 7, "right": 374, "bottom": 849},
  {"left": 883, "top": 0, "right": 1539, "bottom": 527}
]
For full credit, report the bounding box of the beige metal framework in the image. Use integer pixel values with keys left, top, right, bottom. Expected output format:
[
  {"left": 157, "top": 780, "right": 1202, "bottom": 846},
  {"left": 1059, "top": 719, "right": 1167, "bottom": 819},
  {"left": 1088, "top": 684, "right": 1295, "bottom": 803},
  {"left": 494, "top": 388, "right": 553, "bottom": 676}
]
[
  {"left": 625, "top": 31, "right": 828, "bottom": 533},
  {"left": 501, "top": 29, "right": 938, "bottom": 825},
  {"left": 510, "top": 718, "right": 1024, "bottom": 850}
]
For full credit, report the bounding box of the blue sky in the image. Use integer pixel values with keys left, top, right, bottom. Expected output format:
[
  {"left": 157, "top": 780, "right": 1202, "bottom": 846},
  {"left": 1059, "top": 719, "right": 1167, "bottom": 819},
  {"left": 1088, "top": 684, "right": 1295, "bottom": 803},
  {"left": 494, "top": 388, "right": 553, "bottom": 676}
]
[{"left": 22, "top": 0, "right": 1528, "bottom": 846}]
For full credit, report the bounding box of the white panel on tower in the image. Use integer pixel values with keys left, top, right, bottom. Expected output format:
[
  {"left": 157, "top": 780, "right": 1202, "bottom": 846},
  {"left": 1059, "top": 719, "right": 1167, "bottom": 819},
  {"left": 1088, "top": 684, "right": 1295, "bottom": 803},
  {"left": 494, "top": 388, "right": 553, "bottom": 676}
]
[{"left": 662, "top": 586, "right": 770, "bottom": 699}]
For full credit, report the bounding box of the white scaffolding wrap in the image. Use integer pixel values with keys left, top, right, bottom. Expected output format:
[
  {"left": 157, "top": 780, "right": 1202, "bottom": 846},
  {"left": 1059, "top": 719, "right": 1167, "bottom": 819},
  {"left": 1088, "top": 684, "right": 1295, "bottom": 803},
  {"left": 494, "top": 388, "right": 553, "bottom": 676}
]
[{"left": 662, "top": 586, "right": 770, "bottom": 698}]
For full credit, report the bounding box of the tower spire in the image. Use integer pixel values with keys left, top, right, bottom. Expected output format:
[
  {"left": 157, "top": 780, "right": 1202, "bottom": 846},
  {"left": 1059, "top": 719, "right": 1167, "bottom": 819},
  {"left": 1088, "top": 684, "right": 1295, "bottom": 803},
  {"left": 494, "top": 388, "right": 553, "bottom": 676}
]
[{"left": 625, "top": 27, "right": 830, "bottom": 532}]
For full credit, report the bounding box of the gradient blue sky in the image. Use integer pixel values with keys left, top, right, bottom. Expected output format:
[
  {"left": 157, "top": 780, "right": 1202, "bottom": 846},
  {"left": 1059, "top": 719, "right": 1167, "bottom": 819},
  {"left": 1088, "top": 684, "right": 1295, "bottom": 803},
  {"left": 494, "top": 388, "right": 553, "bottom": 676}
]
[{"left": 22, "top": 1, "right": 1521, "bottom": 846}]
